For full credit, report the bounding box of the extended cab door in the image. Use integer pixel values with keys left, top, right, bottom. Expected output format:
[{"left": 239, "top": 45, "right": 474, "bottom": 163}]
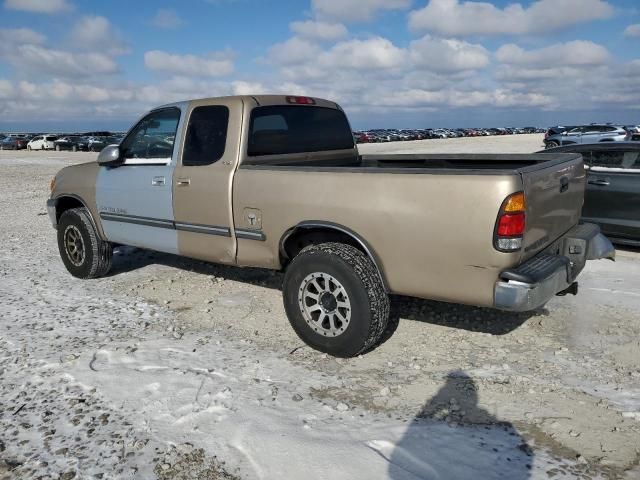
[
  {"left": 583, "top": 149, "right": 640, "bottom": 240},
  {"left": 96, "top": 106, "right": 183, "bottom": 253},
  {"left": 172, "top": 98, "right": 242, "bottom": 264}
]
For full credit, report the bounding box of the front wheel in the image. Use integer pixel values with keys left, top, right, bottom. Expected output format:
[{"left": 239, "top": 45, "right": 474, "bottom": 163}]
[
  {"left": 57, "top": 207, "right": 112, "bottom": 279},
  {"left": 545, "top": 141, "right": 559, "bottom": 149},
  {"left": 283, "top": 243, "right": 389, "bottom": 357}
]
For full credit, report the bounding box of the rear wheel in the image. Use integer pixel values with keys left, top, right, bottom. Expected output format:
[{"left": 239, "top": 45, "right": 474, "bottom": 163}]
[
  {"left": 545, "top": 141, "right": 559, "bottom": 149},
  {"left": 27, "top": 145, "right": 31, "bottom": 151},
  {"left": 55, "top": 145, "right": 61, "bottom": 151},
  {"left": 57, "top": 207, "right": 112, "bottom": 279},
  {"left": 72, "top": 145, "right": 77, "bottom": 152},
  {"left": 283, "top": 243, "right": 389, "bottom": 357}
]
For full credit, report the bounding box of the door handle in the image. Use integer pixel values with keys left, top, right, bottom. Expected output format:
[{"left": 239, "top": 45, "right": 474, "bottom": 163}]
[
  {"left": 151, "top": 176, "right": 165, "bottom": 186},
  {"left": 588, "top": 179, "right": 610, "bottom": 186},
  {"left": 176, "top": 178, "right": 191, "bottom": 186}
]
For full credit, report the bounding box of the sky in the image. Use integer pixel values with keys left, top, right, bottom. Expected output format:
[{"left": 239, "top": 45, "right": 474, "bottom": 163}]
[{"left": 0, "top": 0, "right": 639, "bottom": 131}]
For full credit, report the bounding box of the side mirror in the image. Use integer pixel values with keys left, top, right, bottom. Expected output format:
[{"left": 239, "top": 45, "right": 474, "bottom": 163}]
[{"left": 97, "top": 145, "right": 123, "bottom": 167}]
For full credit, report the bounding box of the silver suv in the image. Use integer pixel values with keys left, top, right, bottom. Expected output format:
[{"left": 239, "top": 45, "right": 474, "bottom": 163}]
[{"left": 544, "top": 124, "right": 629, "bottom": 148}]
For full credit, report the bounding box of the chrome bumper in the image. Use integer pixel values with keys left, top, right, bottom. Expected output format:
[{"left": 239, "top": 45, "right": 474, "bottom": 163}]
[
  {"left": 47, "top": 198, "right": 58, "bottom": 228},
  {"left": 494, "top": 224, "right": 615, "bottom": 312}
]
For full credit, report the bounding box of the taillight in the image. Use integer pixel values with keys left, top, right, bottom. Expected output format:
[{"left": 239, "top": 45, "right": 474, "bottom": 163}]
[
  {"left": 497, "top": 213, "right": 525, "bottom": 236},
  {"left": 494, "top": 192, "right": 526, "bottom": 252}
]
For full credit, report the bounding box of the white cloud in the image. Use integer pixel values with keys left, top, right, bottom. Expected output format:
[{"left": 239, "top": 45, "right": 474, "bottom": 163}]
[
  {"left": 410, "top": 36, "right": 489, "bottom": 72},
  {"left": 11, "top": 44, "right": 119, "bottom": 76},
  {"left": 231, "top": 81, "right": 268, "bottom": 95},
  {"left": 0, "top": 28, "right": 45, "bottom": 48},
  {"left": 271, "top": 34, "right": 487, "bottom": 77},
  {"left": 409, "top": 0, "right": 614, "bottom": 36},
  {"left": 69, "top": 16, "right": 129, "bottom": 56},
  {"left": 624, "top": 24, "right": 640, "bottom": 37},
  {"left": 362, "top": 87, "right": 552, "bottom": 109},
  {"left": 326, "top": 37, "right": 407, "bottom": 69},
  {"left": 144, "top": 50, "right": 234, "bottom": 77},
  {"left": 4, "top": 0, "right": 71, "bottom": 14},
  {"left": 290, "top": 20, "right": 347, "bottom": 41},
  {"left": 151, "top": 9, "right": 184, "bottom": 29},
  {"left": 268, "top": 37, "right": 323, "bottom": 66},
  {"left": 312, "top": 0, "right": 411, "bottom": 22},
  {"left": 496, "top": 41, "right": 610, "bottom": 67},
  {"left": 0, "top": 79, "right": 14, "bottom": 98}
]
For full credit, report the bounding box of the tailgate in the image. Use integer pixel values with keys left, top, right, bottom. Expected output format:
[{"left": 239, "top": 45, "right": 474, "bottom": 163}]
[{"left": 521, "top": 155, "right": 585, "bottom": 259}]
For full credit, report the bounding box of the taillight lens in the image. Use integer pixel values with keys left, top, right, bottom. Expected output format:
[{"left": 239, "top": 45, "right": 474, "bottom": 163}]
[
  {"left": 495, "top": 192, "right": 526, "bottom": 252},
  {"left": 497, "top": 213, "right": 525, "bottom": 236}
]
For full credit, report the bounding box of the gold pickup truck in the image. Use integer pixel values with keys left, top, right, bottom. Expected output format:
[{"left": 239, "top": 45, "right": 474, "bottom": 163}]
[{"left": 47, "top": 95, "right": 615, "bottom": 357}]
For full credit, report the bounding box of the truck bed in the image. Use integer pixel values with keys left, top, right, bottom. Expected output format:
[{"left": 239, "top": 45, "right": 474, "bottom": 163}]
[{"left": 242, "top": 153, "right": 582, "bottom": 174}]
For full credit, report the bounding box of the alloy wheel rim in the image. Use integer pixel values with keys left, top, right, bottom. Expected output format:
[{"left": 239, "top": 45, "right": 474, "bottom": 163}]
[
  {"left": 64, "top": 225, "right": 86, "bottom": 266},
  {"left": 298, "top": 272, "right": 351, "bottom": 337}
]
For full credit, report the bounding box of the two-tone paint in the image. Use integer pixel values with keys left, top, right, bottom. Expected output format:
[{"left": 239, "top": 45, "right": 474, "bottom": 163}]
[{"left": 49, "top": 94, "right": 606, "bottom": 310}]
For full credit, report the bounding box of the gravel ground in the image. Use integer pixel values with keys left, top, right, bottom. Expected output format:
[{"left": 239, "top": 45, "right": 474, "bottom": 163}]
[{"left": 1, "top": 137, "right": 639, "bottom": 479}]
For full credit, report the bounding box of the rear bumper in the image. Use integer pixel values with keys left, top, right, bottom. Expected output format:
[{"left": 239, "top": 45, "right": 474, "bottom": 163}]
[{"left": 494, "top": 223, "right": 615, "bottom": 312}]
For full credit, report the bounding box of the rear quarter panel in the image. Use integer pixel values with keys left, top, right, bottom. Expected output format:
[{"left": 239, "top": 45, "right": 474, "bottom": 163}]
[{"left": 233, "top": 168, "right": 522, "bottom": 307}]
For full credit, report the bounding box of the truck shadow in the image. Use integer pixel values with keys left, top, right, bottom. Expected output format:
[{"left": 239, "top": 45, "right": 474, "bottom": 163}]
[
  {"left": 110, "top": 247, "right": 542, "bottom": 339},
  {"left": 383, "top": 371, "right": 534, "bottom": 479},
  {"left": 109, "top": 247, "right": 284, "bottom": 289},
  {"left": 383, "top": 294, "right": 543, "bottom": 338}
]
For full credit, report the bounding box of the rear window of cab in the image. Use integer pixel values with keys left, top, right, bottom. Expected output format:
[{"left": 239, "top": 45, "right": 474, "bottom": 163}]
[{"left": 247, "top": 106, "right": 354, "bottom": 156}]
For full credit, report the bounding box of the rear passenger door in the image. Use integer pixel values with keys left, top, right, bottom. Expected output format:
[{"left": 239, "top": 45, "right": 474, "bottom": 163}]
[
  {"left": 584, "top": 149, "right": 640, "bottom": 240},
  {"left": 172, "top": 98, "right": 241, "bottom": 264}
]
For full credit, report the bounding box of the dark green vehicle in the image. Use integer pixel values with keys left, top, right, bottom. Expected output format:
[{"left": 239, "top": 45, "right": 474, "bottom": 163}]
[{"left": 541, "top": 142, "right": 640, "bottom": 246}]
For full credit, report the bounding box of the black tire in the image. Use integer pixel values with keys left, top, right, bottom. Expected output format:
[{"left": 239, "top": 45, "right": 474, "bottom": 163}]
[
  {"left": 545, "top": 141, "right": 559, "bottom": 149},
  {"left": 283, "top": 242, "right": 389, "bottom": 357},
  {"left": 57, "top": 207, "right": 112, "bottom": 279}
]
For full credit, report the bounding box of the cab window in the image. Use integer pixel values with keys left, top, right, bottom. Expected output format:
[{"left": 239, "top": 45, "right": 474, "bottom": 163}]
[
  {"left": 182, "top": 105, "right": 229, "bottom": 166},
  {"left": 120, "top": 108, "right": 181, "bottom": 164},
  {"left": 247, "top": 106, "right": 354, "bottom": 156}
]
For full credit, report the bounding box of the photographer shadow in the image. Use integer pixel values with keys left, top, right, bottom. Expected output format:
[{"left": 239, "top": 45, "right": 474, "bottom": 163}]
[{"left": 384, "top": 372, "right": 533, "bottom": 479}]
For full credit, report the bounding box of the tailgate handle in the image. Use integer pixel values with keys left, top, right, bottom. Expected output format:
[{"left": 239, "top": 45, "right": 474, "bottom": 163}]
[
  {"left": 588, "top": 178, "right": 610, "bottom": 187},
  {"left": 560, "top": 176, "right": 569, "bottom": 193}
]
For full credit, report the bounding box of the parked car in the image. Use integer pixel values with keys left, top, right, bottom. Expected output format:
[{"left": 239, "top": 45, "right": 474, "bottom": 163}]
[
  {"left": 540, "top": 142, "right": 640, "bottom": 246},
  {"left": 47, "top": 94, "right": 614, "bottom": 357},
  {"left": 1, "top": 136, "right": 28, "bottom": 150},
  {"left": 53, "top": 136, "right": 89, "bottom": 152},
  {"left": 85, "top": 136, "right": 119, "bottom": 152},
  {"left": 28, "top": 135, "right": 58, "bottom": 150},
  {"left": 544, "top": 124, "right": 629, "bottom": 149}
]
